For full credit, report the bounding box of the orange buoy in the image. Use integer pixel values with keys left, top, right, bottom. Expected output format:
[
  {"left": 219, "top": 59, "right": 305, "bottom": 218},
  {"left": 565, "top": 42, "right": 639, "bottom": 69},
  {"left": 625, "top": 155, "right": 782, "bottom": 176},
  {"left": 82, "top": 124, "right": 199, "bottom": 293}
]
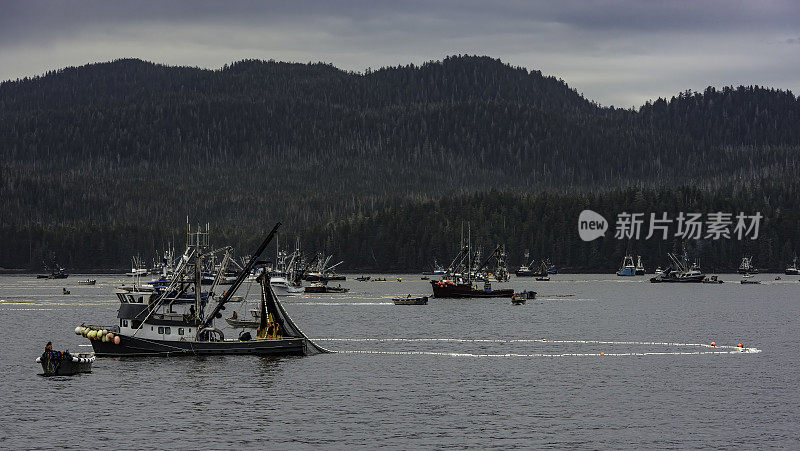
[
  {"left": 601, "top": 352, "right": 605, "bottom": 356},
  {"left": 738, "top": 343, "right": 744, "bottom": 348},
  {"left": 710, "top": 342, "right": 716, "bottom": 347},
  {"left": 114, "top": 336, "right": 121, "bottom": 345}
]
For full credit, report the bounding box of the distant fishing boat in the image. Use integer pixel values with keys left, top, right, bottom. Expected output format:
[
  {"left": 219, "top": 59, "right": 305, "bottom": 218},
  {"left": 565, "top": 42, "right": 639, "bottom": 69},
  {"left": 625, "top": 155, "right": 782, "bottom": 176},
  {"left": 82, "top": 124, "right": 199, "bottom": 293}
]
[
  {"left": 356, "top": 275, "right": 371, "bottom": 281},
  {"left": 544, "top": 258, "right": 558, "bottom": 274},
  {"left": 532, "top": 260, "right": 550, "bottom": 280},
  {"left": 302, "top": 253, "right": 346, "bottom": 281},
  {"left": 785, "top": 256, "right": 799, "bottom": 275},
  {"left": 515, "top": 250, "right": 535, "bottom": 277},
  {"left": 37, "top": 255, "right": 68, "bottom": 279},
  {"left": 422, "top": 259, "right": 447, "bottom": 276},
  {"left": 650, "top": 252, "right": 705, "bottom": 283},
  {"left": 430, "top": 229, "right": 514, "bottom": 298},
  {"left": 126, "top": 255, "right": 148, "bottom": 277},
  {"left": 616, "top": 255, "right": 636, "bottom": 276},
  {"left": 77, "top": 279, "right": 96, "bottom": 285},
  {"left": 635, "top": 256, "right": 646, "bottom": 275},
  {"left": 737, "top": 256, "right": 759, "bottom": 274}
]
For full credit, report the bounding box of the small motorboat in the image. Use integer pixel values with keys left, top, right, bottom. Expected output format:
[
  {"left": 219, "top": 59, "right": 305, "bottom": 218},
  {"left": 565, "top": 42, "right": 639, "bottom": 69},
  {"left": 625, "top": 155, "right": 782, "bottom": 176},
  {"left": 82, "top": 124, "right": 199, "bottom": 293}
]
[
  {"left": 356, "top": 276, "right": 371, "bottom": 281},
  {"left": 535, "top": 276, "right": 550, "bottom": 281},
  {"left": 62, "top": 288, "right": 70, "bottom": 295},
  {"left": 77, "top": 279, "right": 97, "bottom": 285},
  {"left": 393, "top": 296, "right": 428, "bottom": 305},
  {"left": 420, "top": 276, "right": 429, "bottom": 280},
  {"left": 702, "top": 275, "right": 724, "bottom": 284},
  {"left": 37, "top": 343, "right": 94, "bottom": 376},
  {"left": 511, "top": 294, "right": 526, "bottom": 305}
]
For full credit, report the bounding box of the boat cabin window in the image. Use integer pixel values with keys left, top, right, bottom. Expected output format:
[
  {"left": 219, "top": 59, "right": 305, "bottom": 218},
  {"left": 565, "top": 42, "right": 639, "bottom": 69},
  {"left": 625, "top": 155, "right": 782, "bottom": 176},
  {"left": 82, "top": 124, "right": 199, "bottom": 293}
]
[
  {"left": 178, "top": 328, "right": 184, "bottom": 335},
  {"left": 165, "top": 327, "right": 171, "bottom": 335},
  {"left": 157, "top": 327, "right": 162, "bottom": 333},
  {"left": 131, "top": 320, "right": 141, "bottom": 329},
  {"left": 138, "top": 296, "right": 144, "bottom": 303},
  {"left": 120, "top": 319, "right": 129, "bottom": 327}
]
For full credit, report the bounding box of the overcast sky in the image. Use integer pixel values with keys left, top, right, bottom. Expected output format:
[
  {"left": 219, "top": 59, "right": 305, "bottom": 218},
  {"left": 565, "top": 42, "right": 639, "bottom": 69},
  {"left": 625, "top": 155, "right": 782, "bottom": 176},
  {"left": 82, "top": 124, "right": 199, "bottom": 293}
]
[{"left": 2, "top": 0, "right": 798, "bottom": 107}]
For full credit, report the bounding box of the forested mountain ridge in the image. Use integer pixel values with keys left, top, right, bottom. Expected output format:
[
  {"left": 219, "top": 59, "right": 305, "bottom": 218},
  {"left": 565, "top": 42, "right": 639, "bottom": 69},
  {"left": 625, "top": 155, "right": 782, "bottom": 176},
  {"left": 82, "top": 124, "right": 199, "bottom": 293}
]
[{"left": 0, "top": 55, "right": 798, "bottom": 270}]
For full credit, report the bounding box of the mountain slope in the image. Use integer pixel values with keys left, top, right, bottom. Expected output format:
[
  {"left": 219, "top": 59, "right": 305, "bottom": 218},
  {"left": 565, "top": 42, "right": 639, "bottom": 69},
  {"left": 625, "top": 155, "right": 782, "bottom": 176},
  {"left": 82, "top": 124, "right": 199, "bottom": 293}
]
[{"left": 0, "top": 55, "right": 798, "bottom": 269}]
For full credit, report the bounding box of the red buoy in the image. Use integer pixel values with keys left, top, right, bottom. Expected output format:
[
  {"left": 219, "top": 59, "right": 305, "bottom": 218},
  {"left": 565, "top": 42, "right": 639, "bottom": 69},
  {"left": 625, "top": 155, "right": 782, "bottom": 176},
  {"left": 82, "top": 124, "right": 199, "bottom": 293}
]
[
  {"left": 738, "top": 343, "right": 744, "bottom": 348},
  {"left": 710, "top": 342, "right": 716, "bottom": 347}
]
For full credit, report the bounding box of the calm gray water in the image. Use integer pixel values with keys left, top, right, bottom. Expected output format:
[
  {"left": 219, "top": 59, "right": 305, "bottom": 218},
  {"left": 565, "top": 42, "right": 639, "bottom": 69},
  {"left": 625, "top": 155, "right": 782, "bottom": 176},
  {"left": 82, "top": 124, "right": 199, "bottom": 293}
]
[{"left": 1, "top": 273, "right": 798, "bottom": 449}]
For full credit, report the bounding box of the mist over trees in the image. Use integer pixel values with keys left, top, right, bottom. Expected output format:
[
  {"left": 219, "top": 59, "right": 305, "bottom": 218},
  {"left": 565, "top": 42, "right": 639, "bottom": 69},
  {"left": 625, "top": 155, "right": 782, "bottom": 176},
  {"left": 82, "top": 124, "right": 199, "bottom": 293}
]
[{"left": 0, "top": 56, "right": 798, "bottom": 271}]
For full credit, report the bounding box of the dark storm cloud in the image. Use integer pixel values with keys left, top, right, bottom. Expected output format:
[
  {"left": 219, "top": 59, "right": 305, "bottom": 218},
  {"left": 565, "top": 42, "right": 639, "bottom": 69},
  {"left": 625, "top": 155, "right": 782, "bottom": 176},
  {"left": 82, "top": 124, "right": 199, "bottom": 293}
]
[{"left": 2, "top": 0, "right": 799, "bottom": 107}]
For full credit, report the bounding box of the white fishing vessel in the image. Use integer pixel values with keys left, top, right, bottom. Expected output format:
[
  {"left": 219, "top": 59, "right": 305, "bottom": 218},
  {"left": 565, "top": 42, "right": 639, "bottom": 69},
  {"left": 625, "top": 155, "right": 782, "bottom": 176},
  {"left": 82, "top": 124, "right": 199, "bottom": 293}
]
[{"left": 78, "top": 223, "right": 327, "bottom": 357}]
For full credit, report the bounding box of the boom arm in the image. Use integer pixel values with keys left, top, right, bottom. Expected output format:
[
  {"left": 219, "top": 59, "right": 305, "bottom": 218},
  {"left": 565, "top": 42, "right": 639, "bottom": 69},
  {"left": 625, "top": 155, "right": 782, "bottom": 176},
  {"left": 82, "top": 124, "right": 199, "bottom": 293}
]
[{"left": 201, "top": 222, "right": 281, "bottom": 329}]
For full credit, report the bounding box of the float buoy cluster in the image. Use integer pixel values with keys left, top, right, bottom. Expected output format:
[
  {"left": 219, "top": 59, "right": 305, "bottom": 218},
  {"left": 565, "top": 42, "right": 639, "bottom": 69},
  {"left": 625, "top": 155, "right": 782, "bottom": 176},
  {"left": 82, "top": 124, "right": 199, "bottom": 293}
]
[{"left": 75, "top": 326, "right": 121, "bottom": 345}]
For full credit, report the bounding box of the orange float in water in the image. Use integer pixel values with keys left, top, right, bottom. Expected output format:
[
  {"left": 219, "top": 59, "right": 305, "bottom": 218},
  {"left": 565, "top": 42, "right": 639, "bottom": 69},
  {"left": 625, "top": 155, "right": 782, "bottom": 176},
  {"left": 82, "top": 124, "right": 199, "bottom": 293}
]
[
  {"left": 601, "top": 352, "right": 605, "bottom": 356},
  {"left": 710, "top": 342, "right": 716, "bottom": 347},
  {"left": 738, "top": 343, "right": 744, "bottom": 348}
]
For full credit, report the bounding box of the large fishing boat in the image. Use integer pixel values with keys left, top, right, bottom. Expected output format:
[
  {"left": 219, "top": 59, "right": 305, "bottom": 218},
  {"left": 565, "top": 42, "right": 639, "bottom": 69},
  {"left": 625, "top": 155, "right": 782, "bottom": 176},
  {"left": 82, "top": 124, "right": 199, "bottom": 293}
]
[
  {"left": 650, "top": 252, "right": 705, "bottom": 283},
  {"left": 515, "top": 250, "right": 535, "bottom": 277},
  {"left": 77, "top": 223, "right": 327, "bottom": 357},
  {"left": 303, "top": 253, "right": 346, "bottom": 281},
  {"left": 430, "top": 230, "right": 514, "bottom": 298}
]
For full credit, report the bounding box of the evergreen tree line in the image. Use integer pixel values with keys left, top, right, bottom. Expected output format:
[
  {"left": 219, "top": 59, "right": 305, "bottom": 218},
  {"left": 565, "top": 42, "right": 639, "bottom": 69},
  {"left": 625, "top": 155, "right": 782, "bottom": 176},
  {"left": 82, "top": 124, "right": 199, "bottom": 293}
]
[
  {"left": 0, "top": 55, "right": 798, "bottom": 270},
  {"left": 2, "top": 182, "right": 798, "bottom": 272}
]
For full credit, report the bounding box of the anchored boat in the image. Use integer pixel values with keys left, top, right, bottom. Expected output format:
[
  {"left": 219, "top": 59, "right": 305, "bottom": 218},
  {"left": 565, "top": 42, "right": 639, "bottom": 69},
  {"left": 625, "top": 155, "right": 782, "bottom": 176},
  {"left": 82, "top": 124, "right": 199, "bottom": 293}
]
[{"left": 78, "top": 223, "right": 327, "bottom": 357}]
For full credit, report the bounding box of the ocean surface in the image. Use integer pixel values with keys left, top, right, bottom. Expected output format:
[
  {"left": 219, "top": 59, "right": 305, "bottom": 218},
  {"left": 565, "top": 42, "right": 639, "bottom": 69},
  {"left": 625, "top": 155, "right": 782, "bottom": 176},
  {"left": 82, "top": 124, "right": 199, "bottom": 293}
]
[{"left": 1, "top": 273, "right": 798, "bottom": 449}]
